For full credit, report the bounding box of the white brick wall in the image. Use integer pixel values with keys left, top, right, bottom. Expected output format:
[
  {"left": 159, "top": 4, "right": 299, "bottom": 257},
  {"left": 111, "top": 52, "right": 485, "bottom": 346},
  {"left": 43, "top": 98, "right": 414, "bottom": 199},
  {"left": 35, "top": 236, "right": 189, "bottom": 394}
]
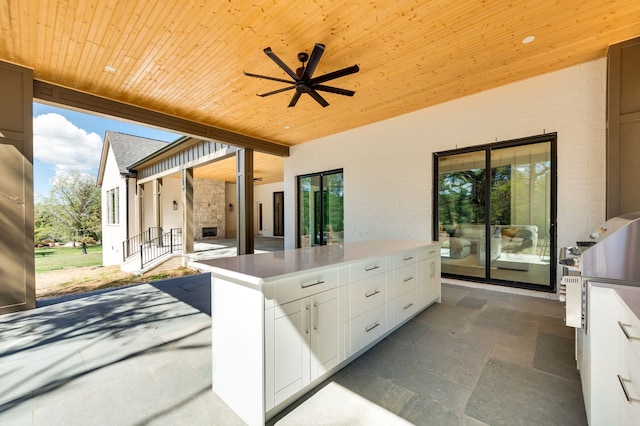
[{"left": 284, "top": 59, "right": 607, "bottom": 261}]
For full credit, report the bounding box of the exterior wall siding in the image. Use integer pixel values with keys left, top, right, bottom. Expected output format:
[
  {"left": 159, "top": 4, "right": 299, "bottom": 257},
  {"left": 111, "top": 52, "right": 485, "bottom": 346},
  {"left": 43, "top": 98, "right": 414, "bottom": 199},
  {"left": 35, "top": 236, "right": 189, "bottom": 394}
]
[
  {"left": 137, "top": 141, "right": 235, "bottom": 180},
  {"left": 101, "top": 147, "right": 128, "bottom": 266}
]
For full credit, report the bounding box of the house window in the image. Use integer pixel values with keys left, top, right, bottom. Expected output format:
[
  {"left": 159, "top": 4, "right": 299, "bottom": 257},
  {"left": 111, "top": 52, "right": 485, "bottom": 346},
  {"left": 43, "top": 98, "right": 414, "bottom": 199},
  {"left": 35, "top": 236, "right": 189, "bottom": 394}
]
[
  {"left": 434, "top": 134, "right": 557, "bottom": 291},
  {"left": 297, "top": 169, "right": 344, "bottom": 248},
  {"left": 107, "top": 188, "right": 119, "bottom": 225}
]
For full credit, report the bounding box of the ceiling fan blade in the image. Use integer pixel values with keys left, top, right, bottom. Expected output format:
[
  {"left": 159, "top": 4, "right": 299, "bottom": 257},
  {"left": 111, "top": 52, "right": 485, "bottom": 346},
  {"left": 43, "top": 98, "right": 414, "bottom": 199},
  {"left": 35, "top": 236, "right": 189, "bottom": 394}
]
[
  {"left": 314, "top": 85, "right": 355, "bottom": 97},
  {"left": 264, "top": 47, "right": 300, "bottom": 81},
  {"left": 257, "top": 85, "right": 296, "bottom": 97},
  {"left": 288, "top": 91, "right": 302, "bottom": 107},
  {"left": 311, "top": 64, "right": 360, "bottom": 85},
  {"left": 301, "top": 43, "right": 325, "bottom": 80},
  {"left": 308, "top": 89, "right": 329, "bottom": 107},
  {"left": 243, "top": 70, "right": 294, "bottom": 84}
]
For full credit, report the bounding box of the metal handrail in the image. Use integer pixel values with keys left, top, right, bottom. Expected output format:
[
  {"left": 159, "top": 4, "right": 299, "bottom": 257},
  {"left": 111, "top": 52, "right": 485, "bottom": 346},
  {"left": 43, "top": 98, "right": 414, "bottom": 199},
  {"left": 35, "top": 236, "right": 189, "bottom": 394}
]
[
  {"left": 140, "top": 228, "right": 183, "bottom": 269},
  {"left": 122, "top": 227, "right": 163, "bottom": 261}
]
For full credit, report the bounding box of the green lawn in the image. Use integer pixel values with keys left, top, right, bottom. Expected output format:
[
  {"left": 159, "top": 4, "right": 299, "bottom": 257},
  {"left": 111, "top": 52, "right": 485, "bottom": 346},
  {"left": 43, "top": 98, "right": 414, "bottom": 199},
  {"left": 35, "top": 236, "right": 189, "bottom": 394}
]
[{"left": 35, "top": 245, "right": 103, "bottom": 273}]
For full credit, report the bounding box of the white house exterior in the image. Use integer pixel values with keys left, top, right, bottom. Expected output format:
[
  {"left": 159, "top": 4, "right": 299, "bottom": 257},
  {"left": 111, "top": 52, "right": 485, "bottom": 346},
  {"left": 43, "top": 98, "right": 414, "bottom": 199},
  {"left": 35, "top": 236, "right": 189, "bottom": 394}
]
[
  {"left": 97, "top": 131, "right": 169, "bottom": 266},
  {"left": 97, "top": 130, "right": 287, "bottom": 272}
]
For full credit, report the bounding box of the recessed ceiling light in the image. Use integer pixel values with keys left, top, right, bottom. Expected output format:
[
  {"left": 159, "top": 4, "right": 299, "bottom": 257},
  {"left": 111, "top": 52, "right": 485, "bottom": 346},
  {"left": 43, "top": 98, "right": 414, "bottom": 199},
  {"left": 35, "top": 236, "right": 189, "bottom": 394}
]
[
  {"left": 522, "top": 35, "right": 535, "bottom": 44},
  {"left": 284, "top": 125, "right": 291, "bottom": 129},
  {"left": 104, "top": 65, "right": 116, "bottom": 72}
]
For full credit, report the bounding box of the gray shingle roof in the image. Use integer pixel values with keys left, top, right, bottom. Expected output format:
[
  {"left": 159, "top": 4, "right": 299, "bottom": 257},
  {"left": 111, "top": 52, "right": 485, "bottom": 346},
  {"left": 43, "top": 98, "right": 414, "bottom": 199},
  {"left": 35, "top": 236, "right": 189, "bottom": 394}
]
[{"left": 106, "top": 130, "right": 169, "bottom": 174}]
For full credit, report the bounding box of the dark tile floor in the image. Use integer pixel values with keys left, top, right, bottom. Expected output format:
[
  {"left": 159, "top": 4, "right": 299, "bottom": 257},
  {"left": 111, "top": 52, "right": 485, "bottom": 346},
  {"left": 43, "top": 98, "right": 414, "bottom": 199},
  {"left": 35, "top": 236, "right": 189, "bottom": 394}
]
[{"left": 271, "top": 283, "right": 587, "bottom": 425}]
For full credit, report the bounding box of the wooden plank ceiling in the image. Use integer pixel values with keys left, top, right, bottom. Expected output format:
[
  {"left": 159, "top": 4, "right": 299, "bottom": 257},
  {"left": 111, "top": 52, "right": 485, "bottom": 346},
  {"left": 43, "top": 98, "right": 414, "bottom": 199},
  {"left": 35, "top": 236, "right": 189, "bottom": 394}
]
[{"left": 2, "top": 0, "right": 640, "bottom": 182}]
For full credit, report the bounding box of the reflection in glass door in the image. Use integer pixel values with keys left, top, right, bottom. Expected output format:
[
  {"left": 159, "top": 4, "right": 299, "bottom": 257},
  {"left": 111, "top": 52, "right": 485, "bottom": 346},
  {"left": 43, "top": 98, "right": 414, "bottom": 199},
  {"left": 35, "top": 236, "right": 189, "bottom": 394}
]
[
  {"left": 435, "top": 135, "right": 556, "bottom": 290},
  {"left": 437, "top": 151, "right": 488, "bottom": 279},
  {"left": 298, "top": 169, "right": 344, "bottom": 248}
]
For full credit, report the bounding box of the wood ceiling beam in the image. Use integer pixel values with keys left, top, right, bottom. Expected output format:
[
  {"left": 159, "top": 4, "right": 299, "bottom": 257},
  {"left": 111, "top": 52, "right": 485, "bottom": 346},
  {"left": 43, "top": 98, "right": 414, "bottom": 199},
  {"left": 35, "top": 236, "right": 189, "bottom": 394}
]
[{"left": 32, "top": 79, "right": 290, "bottom": 157}]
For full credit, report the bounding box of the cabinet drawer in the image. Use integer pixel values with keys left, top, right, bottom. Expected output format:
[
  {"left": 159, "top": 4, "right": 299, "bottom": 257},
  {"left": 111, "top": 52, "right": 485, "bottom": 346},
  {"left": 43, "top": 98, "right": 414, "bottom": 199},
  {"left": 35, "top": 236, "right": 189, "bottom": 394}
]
[
  {"left": 349, "top": 303, "right": 387, "bottom": 354},
  {"left": 273, "top": 268, "right": 338, "bottom": 305},
  {"left": 393, "top": 288, "right": 418, "bottom": 326},
  {"left": 618, "top": 341, "right": 640, "bottom": 421},
  {"left": 619, "top": 303, "right": 640, "bottom": 361},
  {"left": 392, "top": 250, "right": 419, "bottom": 268},
  {"left": 392, "top": 263, "right": 418, "bottom": 297},
  {"left": 350, "top": 256, "right": 387, "bottom": 283},
  {"left": 350, "top": 273, "right": 387, "bottom": 320},
  {"left": 424, "top": 245, "right": 440, "bottom": 260}
]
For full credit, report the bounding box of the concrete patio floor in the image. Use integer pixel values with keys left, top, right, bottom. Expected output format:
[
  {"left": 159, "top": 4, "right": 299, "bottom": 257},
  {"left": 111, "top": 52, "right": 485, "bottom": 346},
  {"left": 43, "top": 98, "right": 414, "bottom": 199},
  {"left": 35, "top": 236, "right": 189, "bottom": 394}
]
[
  {"left": 1, "top": 272, "right": 584, "bottom": 425},
  {"left": 1, "top": 273, "right": 243, "bottom": 425}
]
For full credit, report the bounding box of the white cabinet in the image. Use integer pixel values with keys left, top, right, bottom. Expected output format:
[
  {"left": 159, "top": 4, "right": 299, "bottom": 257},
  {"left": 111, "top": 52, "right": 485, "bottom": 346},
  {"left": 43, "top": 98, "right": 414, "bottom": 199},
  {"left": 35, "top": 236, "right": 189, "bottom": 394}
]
[
  {"left": 207, "top": 240, "right": 440, "bottom": 426},
  {"left": 390, "top": 253, "right": 418, "bottom": 327},
  {"left": 420, "top": 246, "right": 441, "bottom": 308},
  {"left": 266, "top": 287, "right": 340, "bottom": 410},
  {"left": 345, "top": 255, "right": 389, "bottom": 356},
  {"left": 584, "top": 283, "right": 640, "bottom": 425}
]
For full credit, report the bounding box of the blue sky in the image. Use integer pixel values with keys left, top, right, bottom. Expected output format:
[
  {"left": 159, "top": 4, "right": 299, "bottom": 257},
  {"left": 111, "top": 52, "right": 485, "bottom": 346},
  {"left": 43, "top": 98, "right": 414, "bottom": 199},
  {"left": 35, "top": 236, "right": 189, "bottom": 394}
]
[{"left": 33, "top": 102, "right": 180, "bottom": 200}]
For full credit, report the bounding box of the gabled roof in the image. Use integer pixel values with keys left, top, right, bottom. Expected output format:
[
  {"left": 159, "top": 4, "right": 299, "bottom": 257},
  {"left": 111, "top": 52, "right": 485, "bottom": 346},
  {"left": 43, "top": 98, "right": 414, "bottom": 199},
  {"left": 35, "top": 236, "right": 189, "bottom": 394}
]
[{"left": 97, "top": 131, "right": 170, "bottom": 186}]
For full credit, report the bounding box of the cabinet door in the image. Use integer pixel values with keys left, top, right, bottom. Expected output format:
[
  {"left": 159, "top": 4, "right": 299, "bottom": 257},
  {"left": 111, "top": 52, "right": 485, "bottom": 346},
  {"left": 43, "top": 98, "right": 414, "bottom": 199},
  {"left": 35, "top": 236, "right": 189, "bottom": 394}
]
[
  {"left": 310, "top": 288, "right": 340, "bottom": 379},
  {"left": 588, "top": 285, "right": 622, "bottom": 425},
  {"left": 421, "top": 248, "right": 441, "bottom": 307},
  {"left": 273, "top": 299, "right": 309, "bottom": 406}
]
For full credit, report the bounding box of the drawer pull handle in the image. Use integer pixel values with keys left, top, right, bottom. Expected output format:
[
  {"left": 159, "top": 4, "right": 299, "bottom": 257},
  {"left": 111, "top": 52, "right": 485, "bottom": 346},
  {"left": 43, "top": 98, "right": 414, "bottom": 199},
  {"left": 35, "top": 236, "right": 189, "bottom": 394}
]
[
  {"left": 403, "top": 256, "right": 414, "bottom": 261},
  {"left": 618, "top": 321, "right": 640, "bottom": 341},
  {"left": 365, "top": 265, "right": 380, "bottom": 272},
  {"left": 618, "top": 375, "right": 640, "bottom": 403},
  {"left": 301, "top": 279, "right": 325, "bottom": 289},
  {"left": 403, "top": 303, "right": 414, "bottom": 310},
  {"left": 365, "top": 322, "right": 380, "bottom": 333},
  {"left": 428, "top": 250, "right": 437, "bottom": 254},
  {"left": 365, "top": 289, "right": 380, "bottom": 298},
  {"left": 403, "top": 276, "right": 414, "bottom": 282}
]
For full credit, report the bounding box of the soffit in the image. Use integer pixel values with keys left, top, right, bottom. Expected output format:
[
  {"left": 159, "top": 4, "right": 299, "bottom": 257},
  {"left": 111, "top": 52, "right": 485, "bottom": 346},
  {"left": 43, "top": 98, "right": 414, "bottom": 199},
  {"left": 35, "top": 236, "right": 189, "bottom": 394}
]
[{"left": 2, "top": 1, "right": 640, "bottom": 147}]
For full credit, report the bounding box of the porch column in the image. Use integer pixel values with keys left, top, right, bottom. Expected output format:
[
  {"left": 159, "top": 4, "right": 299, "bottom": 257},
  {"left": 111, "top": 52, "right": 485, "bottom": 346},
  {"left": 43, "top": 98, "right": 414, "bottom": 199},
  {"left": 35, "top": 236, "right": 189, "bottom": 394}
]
[
  {"left": 236, "top": 149, "right": 254, "bottom": 255},
  {"left": 136, "top": 182, "right": 143, "bottom": 235},
  {"left": 152, "top": 178, "right": 162, "bottom": 229},
  {"left": 0, "top": 60, "right": 35, "bottom": 314},
  {"left": 182, "top": 167, "right": 194, "bottom": 254}
]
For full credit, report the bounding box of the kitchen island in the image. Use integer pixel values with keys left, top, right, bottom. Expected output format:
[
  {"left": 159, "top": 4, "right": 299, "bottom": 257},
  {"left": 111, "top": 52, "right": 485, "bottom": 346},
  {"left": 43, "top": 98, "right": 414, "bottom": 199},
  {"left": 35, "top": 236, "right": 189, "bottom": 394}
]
[{"left": 195, "top": 240, "right": 441, "bottom": 425}]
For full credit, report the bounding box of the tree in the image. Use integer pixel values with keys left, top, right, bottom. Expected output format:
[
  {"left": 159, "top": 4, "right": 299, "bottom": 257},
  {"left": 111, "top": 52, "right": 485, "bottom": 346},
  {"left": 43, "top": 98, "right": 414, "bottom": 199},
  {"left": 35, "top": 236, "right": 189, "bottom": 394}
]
[{"left": 42, "top": 170, "right": 101, "bottom": 253}]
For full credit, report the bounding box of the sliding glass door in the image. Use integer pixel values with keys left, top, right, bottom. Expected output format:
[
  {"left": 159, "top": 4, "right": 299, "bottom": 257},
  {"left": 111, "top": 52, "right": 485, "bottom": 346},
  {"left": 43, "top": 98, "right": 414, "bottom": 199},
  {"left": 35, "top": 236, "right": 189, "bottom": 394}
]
[
  {"left": 435, "top": 135, "right": 556, "bottom": 290},
  {"left": 298, "top": 169, "right": 344, "bottom": 248}
]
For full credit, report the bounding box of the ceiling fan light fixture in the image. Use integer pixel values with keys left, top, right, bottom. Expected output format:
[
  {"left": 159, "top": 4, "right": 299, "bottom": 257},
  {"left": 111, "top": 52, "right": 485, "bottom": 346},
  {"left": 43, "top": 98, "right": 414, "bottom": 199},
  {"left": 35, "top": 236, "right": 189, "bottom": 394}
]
[
  {"left": 244, "top": 43, "right": 359, "bottom": 108},
  {"left": 522, "top": 35, "right": 536, "bottom": 44}
]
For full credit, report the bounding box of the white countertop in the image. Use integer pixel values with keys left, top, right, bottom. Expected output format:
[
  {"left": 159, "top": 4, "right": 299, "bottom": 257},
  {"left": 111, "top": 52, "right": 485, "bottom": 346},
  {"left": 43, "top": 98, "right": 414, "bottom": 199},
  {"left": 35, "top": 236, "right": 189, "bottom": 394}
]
[
  {"left": 594, "top": 282, "right": 640, "bottom": 319},
  {"left": 195, "top": 239, "right": 438, "bottom": 285}
]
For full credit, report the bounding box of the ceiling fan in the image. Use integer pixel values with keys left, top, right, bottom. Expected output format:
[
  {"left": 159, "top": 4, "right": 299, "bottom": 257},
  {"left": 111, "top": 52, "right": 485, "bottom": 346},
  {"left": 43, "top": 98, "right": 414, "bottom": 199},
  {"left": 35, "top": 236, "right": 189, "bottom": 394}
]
[{"left": 244, "top": 43, "right": 359, "bottom": 108}]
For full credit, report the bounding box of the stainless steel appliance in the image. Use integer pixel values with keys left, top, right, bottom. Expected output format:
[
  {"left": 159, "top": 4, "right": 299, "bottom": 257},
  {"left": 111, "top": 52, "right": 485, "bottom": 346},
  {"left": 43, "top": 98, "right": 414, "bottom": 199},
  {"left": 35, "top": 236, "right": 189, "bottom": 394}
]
[{"left": 559, "top": 211, "right": 640, "bottom": 330}]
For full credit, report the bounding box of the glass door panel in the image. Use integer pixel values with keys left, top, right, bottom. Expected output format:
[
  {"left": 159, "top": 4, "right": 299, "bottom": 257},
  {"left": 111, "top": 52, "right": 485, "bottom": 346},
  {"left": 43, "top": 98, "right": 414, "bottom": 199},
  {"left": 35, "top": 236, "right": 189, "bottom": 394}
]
[
  {"left": 298, "top": 170, "right": 344, "bottom": 248},
  {"left": 299, "top": 175, "right": 321, "bottom": 248},
  {"left": 490, "top": 143, "right": 551, "bottom": 286},
  {"left": 323, "top": 172, "right": 344, "bottom": 245},
  {"left": 437, "top": 151, "right": 487, "bottom": 279}
]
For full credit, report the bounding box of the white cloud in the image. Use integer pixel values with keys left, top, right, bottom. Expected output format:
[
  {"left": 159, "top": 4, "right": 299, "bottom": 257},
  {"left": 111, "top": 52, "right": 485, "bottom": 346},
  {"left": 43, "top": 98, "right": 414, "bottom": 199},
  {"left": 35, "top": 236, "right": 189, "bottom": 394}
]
[{"left": 33, "top": 113, "right": 102, "bottom": 174}]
